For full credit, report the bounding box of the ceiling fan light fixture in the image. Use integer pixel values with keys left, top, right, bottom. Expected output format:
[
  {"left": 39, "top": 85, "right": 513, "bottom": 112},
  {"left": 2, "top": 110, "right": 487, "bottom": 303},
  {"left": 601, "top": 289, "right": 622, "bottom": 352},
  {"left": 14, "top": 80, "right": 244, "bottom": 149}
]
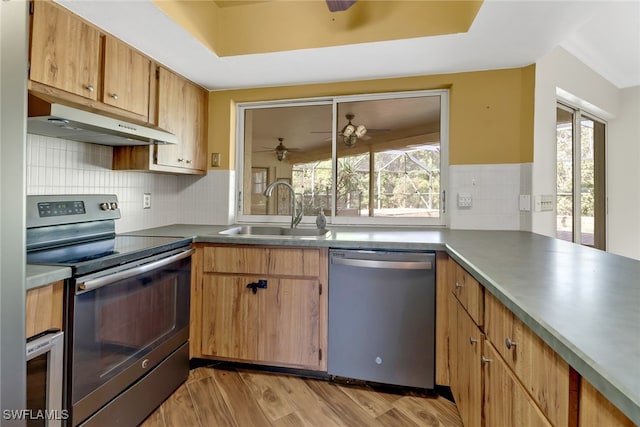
[
  {"left": 275, "top": 138, "right": 288, "bottom": 161},
  {"left": 340, "top": 113, "right": 367, "bottom": 147}
]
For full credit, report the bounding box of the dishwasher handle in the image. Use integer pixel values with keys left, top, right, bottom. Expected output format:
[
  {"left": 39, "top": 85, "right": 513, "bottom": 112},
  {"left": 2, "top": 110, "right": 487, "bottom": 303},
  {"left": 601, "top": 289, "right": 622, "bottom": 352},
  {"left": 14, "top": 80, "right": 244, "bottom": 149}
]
[{"left": 331, "top": 257, "right": 432, "bottom": 270}]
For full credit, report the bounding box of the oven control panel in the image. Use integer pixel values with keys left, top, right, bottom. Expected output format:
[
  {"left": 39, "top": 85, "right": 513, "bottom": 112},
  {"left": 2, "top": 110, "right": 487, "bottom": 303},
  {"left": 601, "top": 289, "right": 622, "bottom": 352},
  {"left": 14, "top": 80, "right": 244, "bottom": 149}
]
[
  {"left": 38, "top": 201, "right": 86, "bottom": 217},
  {"left": 27, "top": 194, "right": 121, "bottom": 228}
]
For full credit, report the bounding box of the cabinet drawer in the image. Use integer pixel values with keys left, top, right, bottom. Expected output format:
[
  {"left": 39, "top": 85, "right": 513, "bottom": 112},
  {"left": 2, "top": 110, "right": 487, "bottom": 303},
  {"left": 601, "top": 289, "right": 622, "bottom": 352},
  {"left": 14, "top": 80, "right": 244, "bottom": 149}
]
[
  {"left": 450, "top": 260, "right": 484, "bottom": 326},
  {"left": 203, "top": 246, "right": 320, "bottom": 277},
  {"left": 485, "top": 292, "right": 571, "bottom": 427}
]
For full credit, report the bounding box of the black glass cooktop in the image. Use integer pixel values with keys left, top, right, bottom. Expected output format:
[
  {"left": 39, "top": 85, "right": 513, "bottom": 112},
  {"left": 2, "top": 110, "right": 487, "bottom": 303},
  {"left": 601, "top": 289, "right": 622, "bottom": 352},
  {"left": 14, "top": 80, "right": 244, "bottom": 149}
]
[{"left": 27, "top": 235, "right": 192, "bottom": 276}]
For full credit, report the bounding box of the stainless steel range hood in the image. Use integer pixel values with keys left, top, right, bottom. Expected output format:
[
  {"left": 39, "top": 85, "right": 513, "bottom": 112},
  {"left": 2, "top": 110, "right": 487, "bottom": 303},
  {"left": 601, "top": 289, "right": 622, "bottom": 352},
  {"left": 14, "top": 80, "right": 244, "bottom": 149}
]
[{"left": 27, "top": 98, "right": 177, "bottom": 146}]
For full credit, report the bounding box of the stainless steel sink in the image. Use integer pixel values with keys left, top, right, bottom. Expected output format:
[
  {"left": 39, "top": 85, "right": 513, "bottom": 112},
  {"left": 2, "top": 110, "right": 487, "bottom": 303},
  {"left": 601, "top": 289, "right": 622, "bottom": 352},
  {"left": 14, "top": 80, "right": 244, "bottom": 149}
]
[{"left": 219, "top": 226, "right": 331, "bottom": 238}]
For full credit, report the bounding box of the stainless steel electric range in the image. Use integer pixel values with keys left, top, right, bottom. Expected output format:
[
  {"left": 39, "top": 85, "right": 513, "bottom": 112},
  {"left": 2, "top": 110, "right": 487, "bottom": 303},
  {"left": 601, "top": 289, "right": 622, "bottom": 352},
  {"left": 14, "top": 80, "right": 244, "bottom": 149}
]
[{"left": 26, "top": 194, "right": 193, "bottom": 427}]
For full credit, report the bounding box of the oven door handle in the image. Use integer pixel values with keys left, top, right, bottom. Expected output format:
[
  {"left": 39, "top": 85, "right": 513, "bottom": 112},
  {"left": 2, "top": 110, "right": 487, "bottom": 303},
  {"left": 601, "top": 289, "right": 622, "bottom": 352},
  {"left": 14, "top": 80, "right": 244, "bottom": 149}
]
[{"left": 77, "top": 248, "right": 194, "bottom": 292}]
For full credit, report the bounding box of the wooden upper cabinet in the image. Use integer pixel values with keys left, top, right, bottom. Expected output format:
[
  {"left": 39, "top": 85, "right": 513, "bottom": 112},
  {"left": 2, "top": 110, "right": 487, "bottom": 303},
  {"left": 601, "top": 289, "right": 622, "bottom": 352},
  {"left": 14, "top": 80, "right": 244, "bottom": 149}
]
[
  {"left": 30, "top": 1, "right": 101, "bottom": 100},
  {"left": 156, "top": 67, "right": 208, "bottom": 172},
  {"left": 102, "top": 36, "right": 151, "bottom": 120}
]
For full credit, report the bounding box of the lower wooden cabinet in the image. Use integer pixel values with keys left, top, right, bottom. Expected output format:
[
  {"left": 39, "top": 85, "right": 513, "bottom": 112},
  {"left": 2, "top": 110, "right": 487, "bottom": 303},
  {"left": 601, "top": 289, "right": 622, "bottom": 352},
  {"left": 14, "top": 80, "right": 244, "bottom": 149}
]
[
  {"left": 191, "top": 245, "right": 327, "bottom": 371},
  {"left": 483, "top": 342, "right": 553, "bottom": 427},
  {"left": 450, "top": 300, "right": 484, "bottom": 427},
  {"left": 26, "top": 281, "right": 63, "bottom": 339},
  {"left": 579, "top": 379, "right": 635, "bottom": 427}
]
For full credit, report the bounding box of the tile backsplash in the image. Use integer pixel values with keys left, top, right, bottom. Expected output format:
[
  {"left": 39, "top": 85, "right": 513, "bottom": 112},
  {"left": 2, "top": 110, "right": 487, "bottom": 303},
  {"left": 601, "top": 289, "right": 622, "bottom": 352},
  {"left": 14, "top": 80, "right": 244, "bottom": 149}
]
[
  {"left": 27, "top": 135, "right": 531, "bottom": 232},
  {"left": 26, "top": 134, "right": 204, "bottom": 232}
]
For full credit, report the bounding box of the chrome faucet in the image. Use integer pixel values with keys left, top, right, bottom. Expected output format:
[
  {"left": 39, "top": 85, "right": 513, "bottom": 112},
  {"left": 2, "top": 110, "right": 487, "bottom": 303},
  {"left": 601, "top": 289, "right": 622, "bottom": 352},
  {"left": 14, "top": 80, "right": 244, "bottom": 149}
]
[{"left": 263, "top": 181, "right": 303, "bottom": 228}]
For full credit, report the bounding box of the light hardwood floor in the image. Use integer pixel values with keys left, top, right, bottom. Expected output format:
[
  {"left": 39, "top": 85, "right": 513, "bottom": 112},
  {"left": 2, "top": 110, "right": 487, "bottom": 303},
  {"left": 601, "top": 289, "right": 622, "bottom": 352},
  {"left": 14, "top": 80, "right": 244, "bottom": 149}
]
[{"left": 140, "top": 365, "right": 462, "bottom": 427}]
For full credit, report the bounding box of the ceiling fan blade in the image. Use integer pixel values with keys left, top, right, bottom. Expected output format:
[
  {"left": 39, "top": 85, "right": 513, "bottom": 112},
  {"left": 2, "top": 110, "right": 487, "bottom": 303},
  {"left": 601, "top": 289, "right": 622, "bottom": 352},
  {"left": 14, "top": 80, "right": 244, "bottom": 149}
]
[{"left": 326, "top": 0, "right": 357, "bottom": 12}]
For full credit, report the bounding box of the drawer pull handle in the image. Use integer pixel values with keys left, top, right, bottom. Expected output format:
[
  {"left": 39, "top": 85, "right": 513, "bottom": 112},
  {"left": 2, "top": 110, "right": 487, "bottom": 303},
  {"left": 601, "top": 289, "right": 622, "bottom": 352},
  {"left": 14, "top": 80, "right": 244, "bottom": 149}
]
[
  {"left": 469, "top": 337, "right": 478, "bottom": 345},
  {"left": 85, "top": 84, "right": 94, "bottom": 92},
  {"left": 481, "top": 356, "right": 492, "bottom": 364},
  {"left": 110, "top": 93, "right": 119, "bottom": 100},
  {"left": 505, "top": 337, "right": 517, "bottom": 349},
  {"left": 246, "top": 279, "right": 268, "bottom": 294}
]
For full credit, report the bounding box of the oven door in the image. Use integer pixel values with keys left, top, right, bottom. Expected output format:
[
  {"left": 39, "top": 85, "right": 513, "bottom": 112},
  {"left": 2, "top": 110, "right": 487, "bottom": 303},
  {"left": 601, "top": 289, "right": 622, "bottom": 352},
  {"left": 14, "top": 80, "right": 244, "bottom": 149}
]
[{"left": 68, "top": 248, "right": 193, "bottom": 426}]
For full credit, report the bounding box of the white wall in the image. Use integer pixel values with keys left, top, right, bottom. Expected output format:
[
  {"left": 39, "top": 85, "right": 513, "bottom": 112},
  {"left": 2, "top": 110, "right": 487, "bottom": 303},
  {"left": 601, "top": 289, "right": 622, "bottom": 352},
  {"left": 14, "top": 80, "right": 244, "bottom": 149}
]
[
  {"left": 607, "top": 86, "right": 640, "bottom": 259},
  {"left": 533, "top": 46, "right": 640, "bottom": 260}
]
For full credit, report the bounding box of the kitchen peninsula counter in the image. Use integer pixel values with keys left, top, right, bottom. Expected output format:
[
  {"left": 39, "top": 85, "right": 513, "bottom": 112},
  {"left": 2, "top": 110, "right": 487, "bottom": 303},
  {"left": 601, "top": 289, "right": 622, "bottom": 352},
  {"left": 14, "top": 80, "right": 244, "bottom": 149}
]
[{"left": 123, "top": 224, "right": 640, "bottom": 424}]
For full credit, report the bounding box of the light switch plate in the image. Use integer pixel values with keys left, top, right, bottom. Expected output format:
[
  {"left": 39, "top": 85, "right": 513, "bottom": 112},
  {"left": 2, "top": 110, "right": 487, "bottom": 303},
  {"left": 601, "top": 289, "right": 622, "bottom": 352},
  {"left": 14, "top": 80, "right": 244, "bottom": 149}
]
[
  {"left": 457, "top": 193, "right": 472, "bottom": 209},
  {"left": 143, "top": 193, "right": 151, "bottom": 209}
]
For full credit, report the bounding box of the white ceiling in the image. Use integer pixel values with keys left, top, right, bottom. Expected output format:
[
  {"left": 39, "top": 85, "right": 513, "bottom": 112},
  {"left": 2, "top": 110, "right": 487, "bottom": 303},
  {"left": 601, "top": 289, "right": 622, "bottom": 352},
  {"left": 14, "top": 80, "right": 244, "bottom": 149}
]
[{"left": 57, "top": 0, "right": 640, "bottom": 91}]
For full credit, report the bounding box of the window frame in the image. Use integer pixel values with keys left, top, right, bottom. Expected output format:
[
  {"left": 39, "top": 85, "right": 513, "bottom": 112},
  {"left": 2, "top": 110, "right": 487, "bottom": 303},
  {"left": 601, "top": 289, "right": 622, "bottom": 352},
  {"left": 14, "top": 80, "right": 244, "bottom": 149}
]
[
  {"left": 235, "top": 90, "right": 449, "bottom": 227},
  {"left": 556, "top": 101, "right": 607, "bottom": 249}
]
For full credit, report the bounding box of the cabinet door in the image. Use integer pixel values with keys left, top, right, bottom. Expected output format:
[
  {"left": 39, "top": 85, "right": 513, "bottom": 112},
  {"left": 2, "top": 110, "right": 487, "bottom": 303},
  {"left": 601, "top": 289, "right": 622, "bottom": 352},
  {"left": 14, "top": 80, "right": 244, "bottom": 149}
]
[
  {"left": 156, "top": 67, "right": 207, "bottom": 171},
  {"left": 26, "top": 281, "right": 64, "bottom": 339},
  {"left": 200, "top": 275, "right": 258, "bottom": 360},
  {"left": 451, "top": 301, "right": 483, "bottom": 427},
  {"left": 30, "top": 1, "right": 101, "bottom": 100},
  {"left": 156, "top": 67, "right": 186, "bottom": 168},
  {"left": 258, "top": 278, "right": 320, "bottom": 369},
  {"left": 102, "top": 36, "right": 150, "bottom": 119},
  {"left": 483, "top": 343, "right": 552, "bottom": 427},
  {"left": 579, "top": 379, "right": 635, "bottom": 427},
  {"left": 485, "top": 292, "right": 570, "bottom": 426}
]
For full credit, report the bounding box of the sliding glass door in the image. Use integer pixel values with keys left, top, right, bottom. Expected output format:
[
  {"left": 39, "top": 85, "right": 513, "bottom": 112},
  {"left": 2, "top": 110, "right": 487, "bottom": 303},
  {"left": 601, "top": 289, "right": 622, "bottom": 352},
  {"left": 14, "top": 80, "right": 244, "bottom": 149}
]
[{"left": 556, "top": 103, "right": 606, "bottom": 249}]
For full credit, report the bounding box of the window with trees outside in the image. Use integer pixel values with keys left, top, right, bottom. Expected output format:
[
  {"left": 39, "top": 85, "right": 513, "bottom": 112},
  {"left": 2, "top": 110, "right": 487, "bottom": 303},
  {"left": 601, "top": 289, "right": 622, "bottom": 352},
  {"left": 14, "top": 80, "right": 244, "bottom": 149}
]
[
  {"left": 556, "top": 103, "right": 606, "bottom": 249},
  {"left": 237, "top": 90, "right": 448, "bottom": 226}
]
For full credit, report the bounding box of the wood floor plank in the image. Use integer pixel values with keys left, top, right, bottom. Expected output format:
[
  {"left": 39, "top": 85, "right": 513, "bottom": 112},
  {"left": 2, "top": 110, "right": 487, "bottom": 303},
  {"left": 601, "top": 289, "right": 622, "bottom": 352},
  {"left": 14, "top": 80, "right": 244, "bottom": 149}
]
[
  {"left": 143, "top": 367, "right": 462, "bottom": 427},
  {"left": 159, "top": 383, "right": 201, "bottom": 427},
  {"left": 187, "top": 376, "right": 238, "bottom": 427},
  {"left": 238, "top": 370, "right": 296, "bottom": 422},
  {"left": 393, "top": 395, "right": 463, "bottom": 427},
  {"left": 376, "top": 407, "right": 422, "bottom": 427},
  {"left": 212, "top": 368, "right": 273, "bottom": 426},
  {"left": 337, "top": 384, "right": 394, "bottom": 418},
  {"left": 271, "top": 412, "right": 306, "bottom": 427},
  {"left": 303, "top": 379, "right": 385, "bottom": 427},
  {"left": 276, "top": 375, "right": 347, "bottom": 427}
]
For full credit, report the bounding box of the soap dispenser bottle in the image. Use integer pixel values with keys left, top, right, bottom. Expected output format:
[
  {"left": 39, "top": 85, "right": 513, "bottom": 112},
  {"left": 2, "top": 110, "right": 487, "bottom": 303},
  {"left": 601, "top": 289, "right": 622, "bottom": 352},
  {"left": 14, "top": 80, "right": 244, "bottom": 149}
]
[{"left": 316, "top": 208, "right": 326, "bottom": 229}]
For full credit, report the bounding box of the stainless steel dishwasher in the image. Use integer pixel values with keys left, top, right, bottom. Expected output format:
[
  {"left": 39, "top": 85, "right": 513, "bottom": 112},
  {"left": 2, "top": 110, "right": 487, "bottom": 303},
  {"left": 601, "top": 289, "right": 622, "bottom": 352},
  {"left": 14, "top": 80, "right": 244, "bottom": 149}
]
[{"left": 328, "top": 249, "right": 436, "bottom": 389}]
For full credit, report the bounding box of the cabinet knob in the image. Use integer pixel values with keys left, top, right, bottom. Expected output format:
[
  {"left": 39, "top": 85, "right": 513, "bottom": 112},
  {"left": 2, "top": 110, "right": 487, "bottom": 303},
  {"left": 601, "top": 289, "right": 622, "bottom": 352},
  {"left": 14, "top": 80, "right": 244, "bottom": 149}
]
[
  {"left": 177, "top": 158, "right": 184, "bottom": 163},
  {"left": 469, "top": 336, "right": 478, "bottom": 345},
  {"left": 85, "top": 84, "right": 95, "bottom": 92},
  {"left": 110, "top": 93, "right": 119, "bottom": 100},
  {"left": 481, "top": 356, "right": 492, "bottom": 364},
  {"left": 185, "top": 159, "right": 192, "bottom": 164},
  {"left": 505, "top": 337, "right": 517, "bottom": 350},
  {"left": 455, "top": 282, "right": 463, "bottom": 289},
  {"left": 246, "top": 279, "right": 268, "bottom": 294}
]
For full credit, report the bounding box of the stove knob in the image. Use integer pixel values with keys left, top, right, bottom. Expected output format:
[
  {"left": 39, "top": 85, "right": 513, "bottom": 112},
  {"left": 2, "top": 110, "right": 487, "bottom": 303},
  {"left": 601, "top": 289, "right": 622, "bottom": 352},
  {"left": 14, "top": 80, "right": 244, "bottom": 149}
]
[
  {"left": 110, "top": 202, "right": 118, "bottom": 210},
  {"left": 100, "top": 203, "right": 111, "bottom": 211}
]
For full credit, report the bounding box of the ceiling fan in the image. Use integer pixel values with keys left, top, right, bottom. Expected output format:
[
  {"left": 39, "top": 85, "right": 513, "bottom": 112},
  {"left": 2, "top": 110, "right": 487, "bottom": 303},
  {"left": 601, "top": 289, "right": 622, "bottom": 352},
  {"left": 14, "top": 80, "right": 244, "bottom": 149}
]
[
  {"left": 311, "top": 113, "right": 389, "bottom": 147},
  {"left": 255, "top": 138, "right": 299, "bottom": 161},
  {"left": 325, "top": 0, "right": 357, "bottom": 12}
]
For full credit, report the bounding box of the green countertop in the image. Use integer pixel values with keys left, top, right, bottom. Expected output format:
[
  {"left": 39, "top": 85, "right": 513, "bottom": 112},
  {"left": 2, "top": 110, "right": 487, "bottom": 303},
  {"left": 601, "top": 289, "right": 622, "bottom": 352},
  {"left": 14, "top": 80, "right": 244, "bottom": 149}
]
[{"left": 71, "top": 224, "right": 640, "bottom": 423}]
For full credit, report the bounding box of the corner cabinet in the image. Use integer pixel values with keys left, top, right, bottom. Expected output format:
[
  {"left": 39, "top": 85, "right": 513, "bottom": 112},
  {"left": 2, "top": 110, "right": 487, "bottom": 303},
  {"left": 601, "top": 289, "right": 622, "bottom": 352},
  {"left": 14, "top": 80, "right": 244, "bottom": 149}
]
[
  {"left": 190, "top": 244, "right": 328, "bottom": 371},
  {"left": 112, "top": 67, "right": 208, "bottom": 175},
  {"left": 155, "top": 67, "right": 208, "bottom": 172},
  {"left": 447, "top": 258, "right": 574, "bottom": 427}
]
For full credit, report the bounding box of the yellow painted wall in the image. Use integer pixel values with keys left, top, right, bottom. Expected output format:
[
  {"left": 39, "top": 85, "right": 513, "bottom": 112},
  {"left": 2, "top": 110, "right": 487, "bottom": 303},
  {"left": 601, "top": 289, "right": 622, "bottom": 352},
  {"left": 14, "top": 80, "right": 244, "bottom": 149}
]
[{"left": 209, "top": 65, "right": 535, "bottom": 170}]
